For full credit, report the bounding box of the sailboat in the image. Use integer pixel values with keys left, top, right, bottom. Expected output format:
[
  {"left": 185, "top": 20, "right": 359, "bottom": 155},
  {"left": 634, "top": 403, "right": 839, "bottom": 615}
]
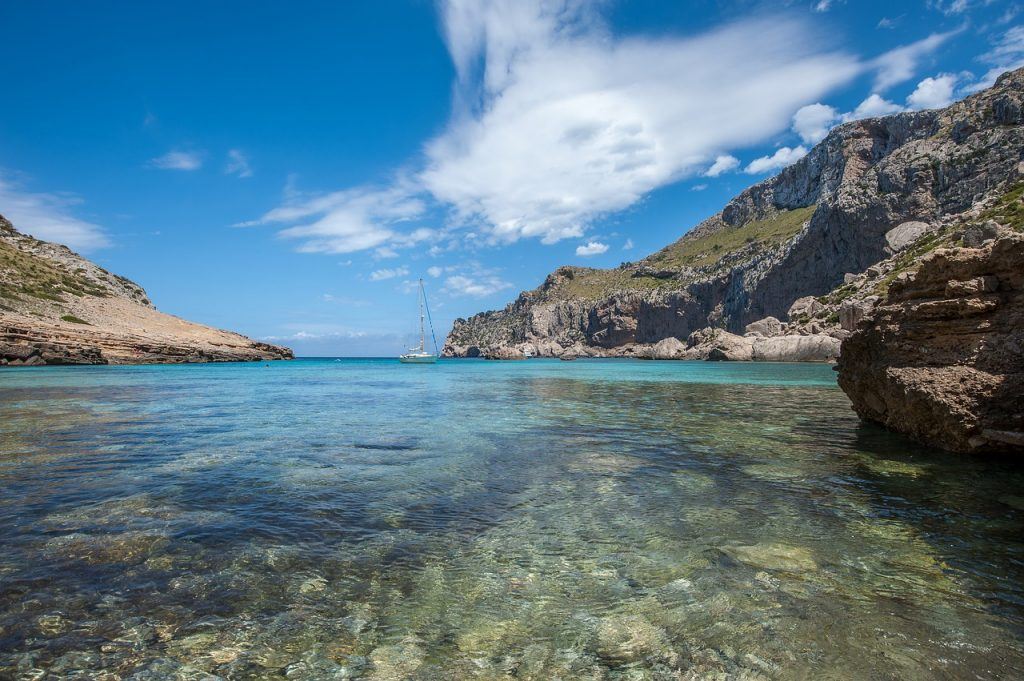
[{"left": 399, "top": 278, "right": 439, "bottom": 364}]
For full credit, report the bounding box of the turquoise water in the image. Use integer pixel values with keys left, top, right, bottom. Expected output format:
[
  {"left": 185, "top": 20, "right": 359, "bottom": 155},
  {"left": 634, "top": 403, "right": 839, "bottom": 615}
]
[{"left": 1, "top": 358, "right": 1023, "bottom": 679}]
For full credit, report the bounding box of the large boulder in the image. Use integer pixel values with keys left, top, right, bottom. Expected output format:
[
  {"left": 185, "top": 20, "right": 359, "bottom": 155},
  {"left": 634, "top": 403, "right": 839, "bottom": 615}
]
[
  {"left": 751, "top": 335, "right": 841, "bottom": 362},
  {"left": 702, "top": 331, "right": 755, "bottom": 361},
  {"left": 787, "top": 296, "right": 823, "bottom": 320},
  {"left": 837, "top": 231, "right": 1024, "bottom": 453},
  {"left": 838, "top": 297, "right": 879, "bottom": 331},
  {"left": 885, "top": 221, "right": 932, "bottom": 252},
  {"left": 744, "top": 316, "right": 784, "bottom": 337},
  {"left": 643, "top": 337, "right": 687, "bottom": 359}
]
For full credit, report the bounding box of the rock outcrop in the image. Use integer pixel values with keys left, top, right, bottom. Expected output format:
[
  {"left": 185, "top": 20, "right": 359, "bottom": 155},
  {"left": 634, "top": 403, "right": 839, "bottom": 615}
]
[
  {"left": 444, "top": 68, "right": 1024, "bottom": 361},
  {"left": 0, "top": 214, "right": 292, "bottom": 365},
  {"left": 837, "top": 229, "right": 1023, "bottom": 453}
]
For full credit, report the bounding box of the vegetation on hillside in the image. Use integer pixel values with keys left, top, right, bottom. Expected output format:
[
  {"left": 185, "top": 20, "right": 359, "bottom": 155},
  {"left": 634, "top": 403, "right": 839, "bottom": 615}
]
[
  {"left": 0, "top": 239, "right": 112, "bottom": 303},
  {"left": 647, "top": 205, "right": 817, "bottom": 269},
  {"left": 538, "top": 205, "right": 817, "bottom": 302}
]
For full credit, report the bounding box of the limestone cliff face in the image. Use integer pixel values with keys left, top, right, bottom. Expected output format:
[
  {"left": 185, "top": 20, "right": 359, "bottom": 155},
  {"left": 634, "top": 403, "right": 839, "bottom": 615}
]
[
  {"left": 444, "top": 68, "right": 1024, "bottom": 358},
  {"left": 0, "top": 215, "right": 292, "bottom": 365},
  {"left": 837, "top": 230, "right": 1023, "bottom": 453}
]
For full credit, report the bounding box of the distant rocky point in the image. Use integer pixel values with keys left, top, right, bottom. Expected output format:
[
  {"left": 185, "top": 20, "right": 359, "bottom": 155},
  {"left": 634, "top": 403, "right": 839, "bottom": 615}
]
[{"left": 0, "top": 215, "right": 292, "bottom": 366}]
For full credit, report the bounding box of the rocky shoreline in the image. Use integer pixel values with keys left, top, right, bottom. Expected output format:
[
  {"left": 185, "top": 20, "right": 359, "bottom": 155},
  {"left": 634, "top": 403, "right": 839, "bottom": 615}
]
[{"left": 0, "top": 215, "right": 292, "bottom": 366}]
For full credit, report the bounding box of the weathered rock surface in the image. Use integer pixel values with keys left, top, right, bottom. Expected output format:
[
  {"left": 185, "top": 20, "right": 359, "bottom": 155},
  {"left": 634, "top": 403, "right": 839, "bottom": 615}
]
[
  {"left": 751, "top": 334, "right": 842, "bottom": 362},
  {"left": 885, "top": 221, "right": 933, "bottom": 252},
  {"left": 744, "top": 316, "right": 783, "bottom": 337},
  {"left": 0, "top": 214, "right": 292, "bottom": 366},
  {"left": 837, "top": 231, "right": 1024, "bottom": 453},
  {"left": 444, "top": 69, "right": 1024, "bottom": 362}
]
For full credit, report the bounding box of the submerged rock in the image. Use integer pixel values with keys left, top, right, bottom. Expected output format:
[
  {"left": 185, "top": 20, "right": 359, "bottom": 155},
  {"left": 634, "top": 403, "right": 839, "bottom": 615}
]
[
  {"left": 721, "top": 543, "right": 818, "bottom": 573},
  {"left": 367, "top": 641, "right": 425, "bottom": 680},
  {"left": 595, "top": 614, "right": 671, "bottom": 663}
]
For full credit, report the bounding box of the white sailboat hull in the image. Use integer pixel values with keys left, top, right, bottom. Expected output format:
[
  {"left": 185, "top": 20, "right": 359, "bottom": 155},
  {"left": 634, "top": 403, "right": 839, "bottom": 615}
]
[{"left": 399, "top": 353, "right": 438, "bottom": 364}]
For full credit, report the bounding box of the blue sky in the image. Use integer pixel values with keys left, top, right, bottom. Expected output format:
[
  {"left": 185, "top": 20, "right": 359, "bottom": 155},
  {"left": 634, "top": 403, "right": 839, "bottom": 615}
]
[{"left": 1, "top": 0, "right": 1021, "bottom": 355}]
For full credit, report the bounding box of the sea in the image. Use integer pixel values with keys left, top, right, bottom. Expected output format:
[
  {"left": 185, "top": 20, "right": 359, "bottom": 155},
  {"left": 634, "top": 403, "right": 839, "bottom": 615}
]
[{"left": 1, "top": 358, "right": 1022, "bottom": 679}]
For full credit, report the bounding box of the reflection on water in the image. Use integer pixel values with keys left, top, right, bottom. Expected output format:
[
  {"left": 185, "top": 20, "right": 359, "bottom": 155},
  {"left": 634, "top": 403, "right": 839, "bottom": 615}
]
[{"left": 0, "top": 358, "right": 1022, "bottom": 679}]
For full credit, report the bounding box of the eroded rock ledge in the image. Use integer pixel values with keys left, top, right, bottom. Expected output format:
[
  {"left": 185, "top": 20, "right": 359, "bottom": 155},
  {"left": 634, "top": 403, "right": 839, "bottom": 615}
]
[{"left": 837, "top": 231, "right": 1024, "bottom": 453}]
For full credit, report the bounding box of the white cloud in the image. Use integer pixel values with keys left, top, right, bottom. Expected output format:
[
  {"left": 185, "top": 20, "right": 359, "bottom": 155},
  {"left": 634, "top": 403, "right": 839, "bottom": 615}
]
[
  {"left": 792, "top": 103, "right": 839, "bottom": 143},
  {"left": 813, "top": 0, "right": 838, "bottom": 11},
  {"left": 575, "top": 240, "right": 609, "bottom": 256},
  {"left": 691, "top": 183, "right": 708, "bottom": 191},
  {"left": 968, "top": 26, "right": 1024, "bottom": 92},
  {"left": 745, "top": 146, "right": 808, "bottom": 174},
  {"left": 416, "top": 4, "right": 859, "bottom": 244},
  {"left": 845, "top": 93, "right": 904, "bottom": 120},
  {"left": 790, "top": 72, "right": 959, "bottom": 146},
  {"left": 225, "top": 149, "right": 252, "bottom": 178},
  {"left": 148, "top": 150, "right": 203, "bottom": 171},
  {"left": 704, "top": 154, "right": 740, "bottom": 177},
  {"left": 0, "top": 175, "right": 110, "bottom": 251},
  {"left": 871, "top": 29, "right": 959, "bottom": 91},
  {"left": 442, "top": 274, "right": 512, "bottom": 297},
  {"left": 244, "top": 4, "right": 964, "bottom": 256},
  {"left": 622, "top": 238, "right": 634, "bottom": 250},
  {"left": 427, "top": 265, "right": 444, "bottom": 277},
  {"left": 244, "top": 184, "right": 425, "bottom": 254},
  {"left": 369, "top": 266, "right": 409, "bottom": 281},
  {"left": 906, "top": 73, "right": 958, "bottom": 110}
]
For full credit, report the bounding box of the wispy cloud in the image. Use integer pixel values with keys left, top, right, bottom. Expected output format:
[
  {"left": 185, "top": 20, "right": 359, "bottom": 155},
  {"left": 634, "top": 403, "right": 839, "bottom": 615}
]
[
  {"left": 247, "top": 3, "right": 861, "bottom": 253},
  {"left": 870, "top": 29, "right": 960, "bottom": 91},
  {"left": 243, "top": 2, "right": 968, "bottom": 258},
  {"left": 242, "top": 183, "right": 427, "bottom": 254},
  {"left": 575, "top": 240, "right": 609, "bottom": 256},
  {"left": 442, "top": 273, "right": 513, "bottom": 297},
  {"left": 148, "top": 150, "right": 204, "bottom": 171},
  {"left": 225, "top": 149, "right": 253, "bottom": 178},
  {"left": 0, "top": 174, "right": 110, "bottom": 251},
  {"left": 369, "top": 266, "right": 409, "bottom": 281},
  {"left": 967, "top": 25, "right": 1024, "bottom": 92},
  {"left": 420, "top": 5, "right": 859, "bottom": 245}
]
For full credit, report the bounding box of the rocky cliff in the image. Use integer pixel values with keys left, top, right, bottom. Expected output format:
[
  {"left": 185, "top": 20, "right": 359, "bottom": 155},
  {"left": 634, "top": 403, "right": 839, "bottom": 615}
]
[
  {"left": 0, "top": 215, "right": 292, "bottom": 365},
  {"left": 838, "top": 222, "right": 1023, "bottom": 454},
  {"left": 444, "top": 68, "right": 1024, "bottom": 361}
]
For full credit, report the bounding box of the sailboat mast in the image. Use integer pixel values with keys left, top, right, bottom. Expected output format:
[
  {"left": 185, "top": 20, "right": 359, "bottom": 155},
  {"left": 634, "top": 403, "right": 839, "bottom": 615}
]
[{"left": 419, "top": 278, "right": 425, "bottom": 352}]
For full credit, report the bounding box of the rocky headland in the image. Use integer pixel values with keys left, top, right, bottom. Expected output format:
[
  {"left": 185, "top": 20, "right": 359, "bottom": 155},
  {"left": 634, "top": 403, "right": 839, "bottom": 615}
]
[
  {"left": 444, "top": 69, "right": 1024, "bottom": 452},
  {"left": 444, "top": 69, "right": 1024, "bottom": 367},
  {"left": 0, "top": 215, "right": 292, "bottom": 366}
]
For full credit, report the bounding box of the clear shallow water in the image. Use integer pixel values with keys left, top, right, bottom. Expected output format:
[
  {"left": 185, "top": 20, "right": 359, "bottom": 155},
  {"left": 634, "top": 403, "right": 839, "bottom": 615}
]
[{"left": 1, "top": 358, "right": 1022, "bottom": 680}]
